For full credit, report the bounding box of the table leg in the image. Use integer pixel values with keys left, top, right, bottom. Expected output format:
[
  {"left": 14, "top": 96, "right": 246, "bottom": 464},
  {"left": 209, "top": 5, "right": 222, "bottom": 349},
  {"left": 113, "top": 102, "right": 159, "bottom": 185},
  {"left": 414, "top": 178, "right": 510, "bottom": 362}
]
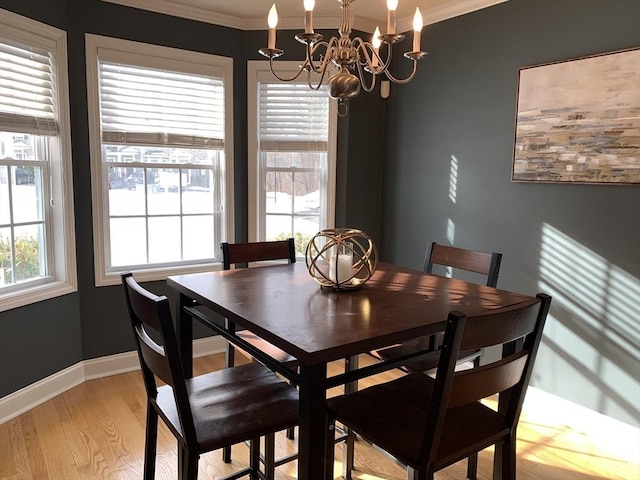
[
  {"left": 298, "top": 362, "right": 329, "bottom": 480},
  {"left": 175, "top": 293, "right": 193, "bottom": 378}
]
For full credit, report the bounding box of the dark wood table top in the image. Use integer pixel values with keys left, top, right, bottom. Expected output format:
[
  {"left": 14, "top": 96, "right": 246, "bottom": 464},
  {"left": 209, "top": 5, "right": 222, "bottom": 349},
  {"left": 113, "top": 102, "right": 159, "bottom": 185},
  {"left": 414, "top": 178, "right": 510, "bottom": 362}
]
[{"left": 168, "top": 262, "right": 534, "bottom": 365}]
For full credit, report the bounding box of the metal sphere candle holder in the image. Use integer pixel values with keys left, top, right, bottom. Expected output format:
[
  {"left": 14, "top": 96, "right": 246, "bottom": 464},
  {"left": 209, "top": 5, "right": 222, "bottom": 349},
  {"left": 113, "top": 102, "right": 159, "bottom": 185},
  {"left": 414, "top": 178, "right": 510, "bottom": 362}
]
[{"left": 305, "top": 228, "right": 377, "bottom": 290}]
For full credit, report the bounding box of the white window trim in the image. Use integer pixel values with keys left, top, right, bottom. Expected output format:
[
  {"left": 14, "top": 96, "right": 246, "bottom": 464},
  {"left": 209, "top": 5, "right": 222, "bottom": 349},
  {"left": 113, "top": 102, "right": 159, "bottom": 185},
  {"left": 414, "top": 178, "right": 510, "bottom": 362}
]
[
  {"left": 247, "top": 61, "right": 337, "bottom": 243},
  {"left": 0, "top": 10, "right": 77, "bottom": 312},
  {"left": 85, "top": 34, "right": 234, "bottom": 286}
]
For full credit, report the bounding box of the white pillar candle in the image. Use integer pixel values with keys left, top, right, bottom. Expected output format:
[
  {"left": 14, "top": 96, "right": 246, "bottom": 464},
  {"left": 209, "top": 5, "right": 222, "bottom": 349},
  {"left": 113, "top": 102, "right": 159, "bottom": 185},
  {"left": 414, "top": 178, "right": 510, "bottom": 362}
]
[
  {"left": 268, "top": 4, "right": 278, "bottom": 49},
  {"left": 330, "top": 254, "right": 353, "bottom": 284},
  {"left": 412, "top": 8, "right": 423, "bottom": 52}
]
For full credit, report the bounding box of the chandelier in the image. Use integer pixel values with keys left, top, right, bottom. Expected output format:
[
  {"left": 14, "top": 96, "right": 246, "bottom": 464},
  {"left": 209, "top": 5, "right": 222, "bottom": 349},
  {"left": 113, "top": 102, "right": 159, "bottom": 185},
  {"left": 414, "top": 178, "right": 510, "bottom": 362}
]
[{"left": 259, "top": 0, "right": 427, "bottom": 110}]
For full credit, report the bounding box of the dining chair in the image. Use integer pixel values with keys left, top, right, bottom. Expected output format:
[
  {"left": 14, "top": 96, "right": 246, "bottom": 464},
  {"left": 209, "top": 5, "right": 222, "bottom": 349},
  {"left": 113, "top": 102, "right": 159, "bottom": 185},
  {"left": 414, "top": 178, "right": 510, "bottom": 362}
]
[
  {"left": 325, "top": 293, "right": 551, "bottom": 480},
  {"left": 220, "top": 239, "right": 300, "bottom": 462},
  {"left": 221, "top": 239, "right": 298, "bottom": 370},
  {"left": 374, "top": 241, "right": 503, "bottom": 373},
  {"left": 122, "top": 272, "right": 299, "bottom": 480},
  {"left": 351, "top": 242, "right": 503, "bottom": 479}
]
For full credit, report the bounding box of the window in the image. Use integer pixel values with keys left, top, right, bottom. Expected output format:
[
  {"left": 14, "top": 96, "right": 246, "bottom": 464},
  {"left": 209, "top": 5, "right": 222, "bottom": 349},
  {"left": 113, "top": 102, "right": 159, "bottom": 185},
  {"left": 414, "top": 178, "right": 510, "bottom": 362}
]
[
  {"left": 86, "top": 35, "right": 234, "bottom": 286},
  {"left": 0, "top": 10, "right": 77, "bottom": 311},
  {"left": 247, "top": 62, "right": 337, "bottom": 255}
]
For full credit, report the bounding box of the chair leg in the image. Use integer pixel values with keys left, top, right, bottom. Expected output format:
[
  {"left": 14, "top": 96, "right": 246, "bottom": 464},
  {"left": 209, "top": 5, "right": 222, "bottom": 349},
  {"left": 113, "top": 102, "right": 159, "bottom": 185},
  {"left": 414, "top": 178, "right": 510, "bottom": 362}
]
[
  {"left": 225, "top": 341, "right": 235, "bottom": 369},
  {"left": 325, "top": 418, "right": 337, "bottom": 480},
  {"left": 502, "top": 434, "right": 517, "bottom": 480},
  {"left": 342, "top": 429, "right": 355, "bottom": 480},
  {"left": 178, "top": 443, "right": 185, "bottom": 479},
  {"left": 466, "top": 453, "right": 478, "bottom": 480},
  {"left": 182, "top": 448, "right": 199, "bottom": 480},
  {"left": 286, "top": 426, "right": 295, "bottom": 440},
  {"left": 249, "top": 438, "right": 262, "bottom": 480},
  {"left": 222, "top": 445, "right": 232, "bottom": 463},
  {"left": 493, "top": 435, "right": 516, "bottom": 480},
  {"left": 222, "top": 330, "right": 235, "bottom": 464},
  {"left": 143, "top": 406, "right": 158, "bottom": 480}
]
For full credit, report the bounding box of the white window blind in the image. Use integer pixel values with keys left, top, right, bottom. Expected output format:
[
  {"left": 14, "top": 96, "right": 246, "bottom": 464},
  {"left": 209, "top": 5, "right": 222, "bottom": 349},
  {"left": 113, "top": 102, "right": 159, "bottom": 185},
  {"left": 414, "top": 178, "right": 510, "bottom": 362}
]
[
  {"left": 99, "top": 61, "right": 225, "bottom": 149},
  {"left": 259, "top": 82, "right": 328, "bottom": 151},
  {"left": 0, "top": 40, "right": 58, "bottom": 135}
]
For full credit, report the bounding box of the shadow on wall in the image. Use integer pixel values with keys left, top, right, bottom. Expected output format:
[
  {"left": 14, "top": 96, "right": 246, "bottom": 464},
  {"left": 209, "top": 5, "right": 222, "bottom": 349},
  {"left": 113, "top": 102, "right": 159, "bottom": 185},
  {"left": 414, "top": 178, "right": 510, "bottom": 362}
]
[{"left": 533, "top": 222, "right": 640, "bottom": 426}]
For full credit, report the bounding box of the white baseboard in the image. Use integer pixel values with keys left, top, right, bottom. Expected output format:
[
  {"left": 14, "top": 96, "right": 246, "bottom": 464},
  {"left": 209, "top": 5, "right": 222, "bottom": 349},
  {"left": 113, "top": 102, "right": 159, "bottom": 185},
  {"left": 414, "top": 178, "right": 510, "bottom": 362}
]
[
  {"left": 0, "top": 335, "right": 226, "bottom": 425},
  {"left": 0, "top": 362, "right": 85, "bottom": 426}
]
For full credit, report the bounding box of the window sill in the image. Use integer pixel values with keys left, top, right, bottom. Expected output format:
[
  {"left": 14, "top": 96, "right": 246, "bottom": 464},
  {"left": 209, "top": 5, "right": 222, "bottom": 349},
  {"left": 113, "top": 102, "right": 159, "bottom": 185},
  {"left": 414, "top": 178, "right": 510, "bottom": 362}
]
[{"left": 0, "top": 279, "right": 77, "bottom": 312}]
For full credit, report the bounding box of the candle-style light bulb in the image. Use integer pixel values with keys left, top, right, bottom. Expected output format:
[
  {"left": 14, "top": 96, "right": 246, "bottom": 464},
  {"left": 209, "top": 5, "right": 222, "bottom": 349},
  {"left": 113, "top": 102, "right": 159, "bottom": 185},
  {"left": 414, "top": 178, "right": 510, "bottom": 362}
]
[
  {"left": 304, "top": 0, "right": 315, "bottom": 34},
  {"left": 372, "top": 26, "right": 381, "bottom": 67},
  {"left": 387, "top": 0, "right": 398, "bottom": 35},
  {"left": 268, "top": 3, "right": 278, "bottom": 49},
  {"left": 412, "top": 7, "right": 423, "bottom": 52}
]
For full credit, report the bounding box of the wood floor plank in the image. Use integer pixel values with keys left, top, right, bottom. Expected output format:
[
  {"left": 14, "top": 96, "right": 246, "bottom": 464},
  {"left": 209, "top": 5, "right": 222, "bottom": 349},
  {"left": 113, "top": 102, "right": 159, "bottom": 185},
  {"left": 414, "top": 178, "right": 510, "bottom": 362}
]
[
  {"left": 5, "top": 416, "right": 34, "bottom": 480},
  {"left": 61, "top": 380, "right": 116, "bottom": 479},
  {"left": 18, "top": 412, "right": 49, "bottom": 479},
  {"left": 0, "top": 420, "right": 16, "bottom": 478},
  {"left": 29, "top": 399, "right": 81, "bottom": 480}
]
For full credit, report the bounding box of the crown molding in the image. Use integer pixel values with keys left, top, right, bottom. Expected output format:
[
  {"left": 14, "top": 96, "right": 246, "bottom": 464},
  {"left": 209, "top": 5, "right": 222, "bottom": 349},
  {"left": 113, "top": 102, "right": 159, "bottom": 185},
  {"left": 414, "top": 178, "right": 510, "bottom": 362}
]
[
  {"left": 101, "top": 0, "right": 508, "bottom": 33},
  {"left": 399, "top": 0, "right": 508, "bottom": 31}
]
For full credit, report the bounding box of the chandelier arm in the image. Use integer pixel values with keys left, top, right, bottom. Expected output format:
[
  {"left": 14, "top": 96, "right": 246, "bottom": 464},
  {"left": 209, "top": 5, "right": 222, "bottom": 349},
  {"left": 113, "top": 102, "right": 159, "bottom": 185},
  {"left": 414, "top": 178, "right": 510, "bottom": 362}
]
[
  {"left": 268, "top": 56, "right": 309, "bottom": 82},
  {"left": 307, "top": 39, "right": 338, "bottom": 75},
  {"left": 352, "top": 37, "right": 380, "bottom": 74},
  {"left": 307, "top": 62, "right": 332, "bottom": 91},
  {"left": 384, "top": 59, "right": 419, "bottom": 84},
  {"left": 355, "top": 60, "right": 377, "bottom": 93},
  {"left": 360, "top": 40, "right": 394, "bottom": 74}
]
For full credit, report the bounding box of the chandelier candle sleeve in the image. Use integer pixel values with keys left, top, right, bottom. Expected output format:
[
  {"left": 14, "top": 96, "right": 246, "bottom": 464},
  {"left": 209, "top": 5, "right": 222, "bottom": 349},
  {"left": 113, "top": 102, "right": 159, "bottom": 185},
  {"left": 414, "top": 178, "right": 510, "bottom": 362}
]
[
  {"left": 387, "top": 0, "right": 398, "bottom": 35},
  {"left": 372, "top": 27, "right": 382, "bottom": 67},
  {"left": 304, "top": 0, "right": 315, "bottom": 34},
  {"left": 268, "top": 4, "right": 278, "bottom": 49},
  {"left": 413, "top": 8, "right": 423, "bottom": 52}
]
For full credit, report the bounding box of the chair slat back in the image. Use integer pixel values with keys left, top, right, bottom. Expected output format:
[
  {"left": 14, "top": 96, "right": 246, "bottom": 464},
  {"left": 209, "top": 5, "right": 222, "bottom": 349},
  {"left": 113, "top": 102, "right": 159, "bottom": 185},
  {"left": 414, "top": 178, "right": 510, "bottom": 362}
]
[
  {"left": 459, "top": 298, "right": 541, "bottom": 352},
  {"left": 222, "top": 239, "right": 296, "bottom": 270},
  {"left": 135, "top": 324, "right": 173, "bottom": 386},
  {"left": 122, "top": 273, "right": 197, "bottom": 441},
  {"left": 448, "top": 351, "right": 528, "bottom": 408},
  {"left": 420, "top": 293, "right": 551, "bottom": 465},
  {"left": 424, "top": 242, "right": 502, "bottom": 287}
]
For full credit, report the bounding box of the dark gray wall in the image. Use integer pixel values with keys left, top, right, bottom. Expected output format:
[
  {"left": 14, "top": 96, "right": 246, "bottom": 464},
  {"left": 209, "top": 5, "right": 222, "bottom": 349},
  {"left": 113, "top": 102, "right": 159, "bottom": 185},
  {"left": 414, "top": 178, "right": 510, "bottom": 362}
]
[
  {"left": 382, "top": 0, "right": 640, "bottom": 425},
  {"left": 0, "top": 0, "right": 81, "bottom": 398},
  {"left": 337, "top": 93, "right": 387, "bottom": 246},
  {"left": 0, "top": 0, "right": 384, "bottom": 397}
]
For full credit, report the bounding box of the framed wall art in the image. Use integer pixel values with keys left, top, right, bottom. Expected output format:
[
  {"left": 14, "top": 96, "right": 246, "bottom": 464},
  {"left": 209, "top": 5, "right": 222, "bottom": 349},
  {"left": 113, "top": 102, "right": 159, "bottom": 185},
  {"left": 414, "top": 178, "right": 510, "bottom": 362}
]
[{"left": 512, "top": 47, "right": 640, "bottom": 184}]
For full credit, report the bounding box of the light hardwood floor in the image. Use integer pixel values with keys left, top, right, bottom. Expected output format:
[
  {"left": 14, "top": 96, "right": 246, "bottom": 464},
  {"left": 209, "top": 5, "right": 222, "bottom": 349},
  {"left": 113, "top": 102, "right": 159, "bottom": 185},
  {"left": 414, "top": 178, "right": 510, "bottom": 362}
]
[{"left": 1, "top": 352, "right": 638, "bottom": 480}]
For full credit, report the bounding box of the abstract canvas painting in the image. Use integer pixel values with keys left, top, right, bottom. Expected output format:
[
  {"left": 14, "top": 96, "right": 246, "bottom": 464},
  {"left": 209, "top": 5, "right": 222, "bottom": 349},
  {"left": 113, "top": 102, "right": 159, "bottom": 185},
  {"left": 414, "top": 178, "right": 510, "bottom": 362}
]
[{"left": 512, "top": 48, "right": 640, "bottom": 184}]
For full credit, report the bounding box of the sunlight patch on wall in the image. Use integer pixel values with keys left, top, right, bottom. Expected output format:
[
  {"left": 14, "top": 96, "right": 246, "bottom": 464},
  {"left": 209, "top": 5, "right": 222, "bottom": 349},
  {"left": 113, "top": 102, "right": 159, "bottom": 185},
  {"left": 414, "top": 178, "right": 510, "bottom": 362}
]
[
  {"left": 536, "top": 223, "right": 640, "bottom": 425},
  {"left": 446, "top": 218, "right": 455, "bottom": 245},
  {"left": 449, "top": 155, "right": 458, "bottom": 204}
]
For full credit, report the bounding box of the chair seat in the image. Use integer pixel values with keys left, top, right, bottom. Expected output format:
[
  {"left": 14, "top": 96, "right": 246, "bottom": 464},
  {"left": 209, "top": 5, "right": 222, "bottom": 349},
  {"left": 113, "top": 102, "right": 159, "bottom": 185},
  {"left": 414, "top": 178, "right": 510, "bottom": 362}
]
[
  {"left": 374, "top": 336, "right": 481, "bottom": 373},
  {"left": 156, "top": 362, "right": 299, "bottom": 452},
  {"left": 236, "top": 330, "right": 299, "bottom": 366},
  {"left": 327, "top": 372, "right": 507, "bottom": 469}
]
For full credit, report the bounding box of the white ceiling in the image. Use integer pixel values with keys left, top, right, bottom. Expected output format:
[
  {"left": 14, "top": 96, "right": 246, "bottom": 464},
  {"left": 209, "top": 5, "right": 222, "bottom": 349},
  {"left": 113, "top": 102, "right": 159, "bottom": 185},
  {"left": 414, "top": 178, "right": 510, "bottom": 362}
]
[{"left": 103, "top": 0, "right": 508, "bottom": 33}]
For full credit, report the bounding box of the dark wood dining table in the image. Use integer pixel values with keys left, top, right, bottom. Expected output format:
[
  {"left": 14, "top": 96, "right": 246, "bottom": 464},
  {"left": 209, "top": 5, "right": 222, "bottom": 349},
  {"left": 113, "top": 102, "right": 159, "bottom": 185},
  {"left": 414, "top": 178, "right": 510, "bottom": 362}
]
[{"left": 167, "top": 261, "right": 535, "bottom": 480}]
